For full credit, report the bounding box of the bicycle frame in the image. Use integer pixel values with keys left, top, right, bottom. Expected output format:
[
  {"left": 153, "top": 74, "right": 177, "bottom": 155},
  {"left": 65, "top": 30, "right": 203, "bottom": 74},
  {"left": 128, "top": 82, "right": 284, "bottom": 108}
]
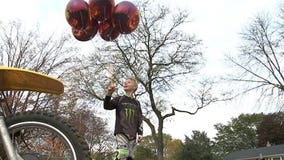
[{"left": 0, "top": 114, "right": 20, "bottom": 160}]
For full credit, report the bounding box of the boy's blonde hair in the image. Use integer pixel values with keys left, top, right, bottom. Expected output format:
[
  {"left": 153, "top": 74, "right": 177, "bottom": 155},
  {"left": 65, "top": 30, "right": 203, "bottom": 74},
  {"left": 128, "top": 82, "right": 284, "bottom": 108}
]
[{"left": 126, "top": 76, "right": 138, "bottom": 92}]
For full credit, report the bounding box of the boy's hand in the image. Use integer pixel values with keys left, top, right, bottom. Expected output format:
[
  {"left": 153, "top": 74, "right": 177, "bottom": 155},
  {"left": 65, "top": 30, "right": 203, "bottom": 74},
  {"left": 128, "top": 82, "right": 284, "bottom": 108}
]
[{"left": 107, "top": 78, "right": 116, "bottom": 96}]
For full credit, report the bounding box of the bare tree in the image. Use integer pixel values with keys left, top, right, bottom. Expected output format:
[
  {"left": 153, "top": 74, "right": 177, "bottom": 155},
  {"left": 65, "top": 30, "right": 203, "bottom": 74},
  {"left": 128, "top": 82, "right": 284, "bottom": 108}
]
[
  {"left": 226, "top": 6, "right": 284, "bottom": 109},
  {"left": 0, "top": 21, "right": 76, "bottom": 115},
  {"left": 61, "top": 99, "right": 114, "bottom": 158},
  {"left": 72, "top": 1, "right": 218, "bottom": 159}
]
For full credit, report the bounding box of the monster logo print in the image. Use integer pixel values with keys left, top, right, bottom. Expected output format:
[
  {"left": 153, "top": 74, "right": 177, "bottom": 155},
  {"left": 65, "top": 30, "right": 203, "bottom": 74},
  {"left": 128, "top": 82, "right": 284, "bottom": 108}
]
[{"left": 124, "top": 108, "right": 134, "bottom": 123}]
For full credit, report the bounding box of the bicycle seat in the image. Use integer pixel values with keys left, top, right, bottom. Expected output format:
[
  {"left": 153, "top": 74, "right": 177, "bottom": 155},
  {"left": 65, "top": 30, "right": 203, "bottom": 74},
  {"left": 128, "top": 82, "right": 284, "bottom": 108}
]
[{"left": 0, "top": 66, "right": 64, "bottom": 94}]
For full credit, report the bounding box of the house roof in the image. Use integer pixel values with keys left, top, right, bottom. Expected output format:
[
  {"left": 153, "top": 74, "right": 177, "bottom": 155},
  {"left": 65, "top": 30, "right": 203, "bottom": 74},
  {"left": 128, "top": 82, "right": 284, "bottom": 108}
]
[{"left": 224, "top": 144, "right": 284, "bottom": 160}]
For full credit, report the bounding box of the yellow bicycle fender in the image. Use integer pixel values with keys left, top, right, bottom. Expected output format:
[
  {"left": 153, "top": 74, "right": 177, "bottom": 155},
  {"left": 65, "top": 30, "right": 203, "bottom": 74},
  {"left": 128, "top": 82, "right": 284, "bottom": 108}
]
[{"left": 0, "top": 66, "right": 64, "bottom": 94}]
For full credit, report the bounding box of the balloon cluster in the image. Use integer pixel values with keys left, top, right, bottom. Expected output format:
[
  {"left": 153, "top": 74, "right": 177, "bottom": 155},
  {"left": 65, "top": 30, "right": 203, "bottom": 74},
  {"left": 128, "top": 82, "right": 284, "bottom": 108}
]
[{"left": 65, "top": 0, "right": 140, "bottom": 41}]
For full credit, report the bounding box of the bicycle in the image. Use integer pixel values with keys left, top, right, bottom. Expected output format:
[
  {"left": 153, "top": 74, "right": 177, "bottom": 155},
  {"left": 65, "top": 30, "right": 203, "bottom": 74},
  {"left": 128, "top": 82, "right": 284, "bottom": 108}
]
[{"left": 0, "top": 66, "right": 91, "bottom": 160}]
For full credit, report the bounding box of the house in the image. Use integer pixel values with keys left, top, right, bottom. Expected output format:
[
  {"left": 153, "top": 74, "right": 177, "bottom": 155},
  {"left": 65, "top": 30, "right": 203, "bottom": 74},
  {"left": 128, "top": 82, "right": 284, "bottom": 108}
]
[{"left": 224, "top": 144, "right": 284, "bottom": 160}]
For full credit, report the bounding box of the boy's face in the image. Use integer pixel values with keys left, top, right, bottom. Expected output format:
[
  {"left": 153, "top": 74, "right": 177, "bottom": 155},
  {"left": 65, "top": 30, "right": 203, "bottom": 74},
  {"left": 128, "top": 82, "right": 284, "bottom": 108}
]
[{"left": 123, "top": 78, "right": 137, "bottom": 92}]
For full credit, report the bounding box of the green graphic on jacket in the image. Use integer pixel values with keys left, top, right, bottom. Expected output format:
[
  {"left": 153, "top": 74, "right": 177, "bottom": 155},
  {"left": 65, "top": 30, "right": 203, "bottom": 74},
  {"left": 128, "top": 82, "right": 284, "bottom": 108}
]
[{"left": 124, "top": 108, "right": 134, "bottom": 123}]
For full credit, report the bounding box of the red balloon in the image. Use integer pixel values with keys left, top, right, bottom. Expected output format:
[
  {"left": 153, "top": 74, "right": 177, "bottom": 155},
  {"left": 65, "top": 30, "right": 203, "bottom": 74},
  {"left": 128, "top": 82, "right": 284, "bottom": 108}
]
[
  {"left": 99, "top": 20, "right": 120, "bottom": 41},
  {"left": 72, "top": 18, "right": 99, "bottom": 41},
  {"left": 89, "top": 0, "right": 115, "bottom": 22},
  {"left": 65, "top": 0, "right": 89, "bottom": 30},
  {"left": 113, "top": 1, "right": 140, "bottom": 34}
]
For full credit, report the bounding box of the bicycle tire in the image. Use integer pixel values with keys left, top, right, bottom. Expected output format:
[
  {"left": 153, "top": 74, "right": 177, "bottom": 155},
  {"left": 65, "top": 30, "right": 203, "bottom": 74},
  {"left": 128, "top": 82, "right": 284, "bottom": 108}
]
[{"left": 4, "top": 111, "right": 90, "bottom": 160}]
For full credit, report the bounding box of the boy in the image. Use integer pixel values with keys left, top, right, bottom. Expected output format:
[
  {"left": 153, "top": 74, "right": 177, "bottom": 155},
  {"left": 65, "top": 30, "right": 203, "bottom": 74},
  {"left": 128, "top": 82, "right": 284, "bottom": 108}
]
[{"left": 104, "top": 77, "right": 143, "bottom": 160}]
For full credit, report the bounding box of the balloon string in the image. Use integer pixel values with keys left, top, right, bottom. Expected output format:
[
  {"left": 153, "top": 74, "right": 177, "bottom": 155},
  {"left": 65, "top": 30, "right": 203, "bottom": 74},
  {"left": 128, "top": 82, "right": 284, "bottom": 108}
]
[{"left": 107, "top": 53, "right": 115, "bottom": 84}]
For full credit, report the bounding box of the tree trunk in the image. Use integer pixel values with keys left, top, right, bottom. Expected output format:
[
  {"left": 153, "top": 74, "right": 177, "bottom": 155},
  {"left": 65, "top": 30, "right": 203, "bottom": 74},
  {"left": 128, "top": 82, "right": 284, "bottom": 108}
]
[{"left": 156, "top": 120, "right": 164, "bottom": 160}]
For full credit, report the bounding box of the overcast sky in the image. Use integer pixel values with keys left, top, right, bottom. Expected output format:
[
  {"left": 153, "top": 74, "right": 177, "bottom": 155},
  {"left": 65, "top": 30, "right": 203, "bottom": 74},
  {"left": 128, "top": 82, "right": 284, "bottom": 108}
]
[{"left": 0, "top": 0, "right": 282, "bottom": 139}]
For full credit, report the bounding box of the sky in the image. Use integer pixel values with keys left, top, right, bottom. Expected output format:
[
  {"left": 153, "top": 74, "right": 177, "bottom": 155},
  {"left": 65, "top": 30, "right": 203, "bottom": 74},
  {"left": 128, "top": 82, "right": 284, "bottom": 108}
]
[{"left": 0, "top": 0, "right": 282, "bottom": 139}]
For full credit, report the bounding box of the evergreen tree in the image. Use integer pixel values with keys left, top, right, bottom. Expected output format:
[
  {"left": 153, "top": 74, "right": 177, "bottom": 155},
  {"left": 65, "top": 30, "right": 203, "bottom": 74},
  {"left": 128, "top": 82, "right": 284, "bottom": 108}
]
[{"left": 177, "top": 131, "right": 214, "bottom": 160}]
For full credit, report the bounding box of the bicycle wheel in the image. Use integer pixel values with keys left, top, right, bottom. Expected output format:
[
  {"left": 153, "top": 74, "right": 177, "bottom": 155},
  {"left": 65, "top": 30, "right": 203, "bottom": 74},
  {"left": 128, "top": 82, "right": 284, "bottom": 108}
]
[{"left": 4, "top": 111, "right": 90, "bottom": 160}]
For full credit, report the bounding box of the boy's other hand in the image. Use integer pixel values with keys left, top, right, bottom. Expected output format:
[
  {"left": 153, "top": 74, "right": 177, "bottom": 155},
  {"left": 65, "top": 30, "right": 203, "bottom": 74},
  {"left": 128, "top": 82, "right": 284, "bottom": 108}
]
[{"left": 137, "top": 135, "right": 143, "bottom": 143}]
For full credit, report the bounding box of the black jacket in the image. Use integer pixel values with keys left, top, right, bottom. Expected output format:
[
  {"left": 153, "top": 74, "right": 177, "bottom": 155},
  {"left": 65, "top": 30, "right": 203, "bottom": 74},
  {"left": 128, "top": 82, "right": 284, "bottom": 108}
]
[{"left": 104, "top": 95, "right": 143, "bottom": 140}]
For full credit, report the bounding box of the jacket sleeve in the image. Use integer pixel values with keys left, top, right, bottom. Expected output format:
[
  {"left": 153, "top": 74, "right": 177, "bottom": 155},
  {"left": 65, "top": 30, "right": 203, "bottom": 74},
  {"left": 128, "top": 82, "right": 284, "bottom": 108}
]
[
  {"left": 137, "top": 101, "right": 143, "bottom": 135},
  {"left": 103, "top": 96, "right": 119, "bottom": 110}
]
